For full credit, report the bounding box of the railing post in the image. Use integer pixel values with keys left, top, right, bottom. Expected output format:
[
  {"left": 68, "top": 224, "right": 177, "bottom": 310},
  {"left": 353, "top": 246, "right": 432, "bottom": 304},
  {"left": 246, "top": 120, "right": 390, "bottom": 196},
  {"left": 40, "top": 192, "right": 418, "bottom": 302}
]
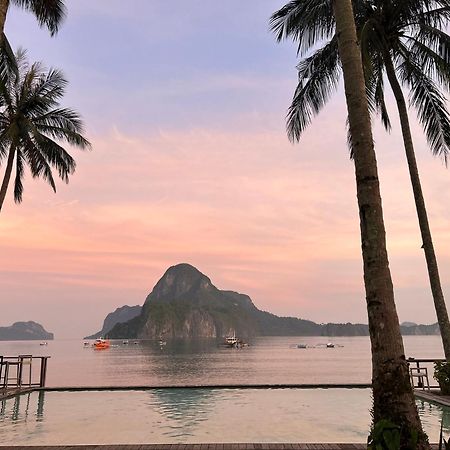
[
  {"left": 39, "top": 357, "right": 48, "bottom": 388},
  {"left": 2, "top": 361, "right": 9, "bottom": 390}
]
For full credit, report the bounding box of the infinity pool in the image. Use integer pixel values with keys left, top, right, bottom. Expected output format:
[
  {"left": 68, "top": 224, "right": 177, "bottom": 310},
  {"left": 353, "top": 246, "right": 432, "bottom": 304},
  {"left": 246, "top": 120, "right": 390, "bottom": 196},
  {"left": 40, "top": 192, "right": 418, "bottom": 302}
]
[{"left": 0, "top": 388, "right": 448, "bottom": 445}]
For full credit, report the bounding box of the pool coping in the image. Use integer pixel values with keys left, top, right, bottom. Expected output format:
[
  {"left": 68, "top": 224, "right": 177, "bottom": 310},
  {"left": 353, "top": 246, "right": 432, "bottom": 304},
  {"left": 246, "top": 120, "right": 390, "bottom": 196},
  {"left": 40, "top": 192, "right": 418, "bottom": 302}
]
[{"left": 0, "top": 383, "right": 372, "bottom": 401}]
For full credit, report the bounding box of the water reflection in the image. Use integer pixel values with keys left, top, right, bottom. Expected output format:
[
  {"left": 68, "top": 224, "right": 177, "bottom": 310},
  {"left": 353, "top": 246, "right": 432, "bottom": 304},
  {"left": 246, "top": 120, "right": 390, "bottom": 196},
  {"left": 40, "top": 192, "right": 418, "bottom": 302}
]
[
  {"left": 1, "top": 388, "right": 449, "bottom": 445},
  {"left": 0, "top": 392, "right": 33, "bottom": 423},
  {"left": 36, "top": 391, "right": 45, "bottom": 421},
  {"left": 150, "top": 388, "right": 216, "bottom": 437},
  {"left": 417, "top": 398, "right": 450, "bottom": 436}
]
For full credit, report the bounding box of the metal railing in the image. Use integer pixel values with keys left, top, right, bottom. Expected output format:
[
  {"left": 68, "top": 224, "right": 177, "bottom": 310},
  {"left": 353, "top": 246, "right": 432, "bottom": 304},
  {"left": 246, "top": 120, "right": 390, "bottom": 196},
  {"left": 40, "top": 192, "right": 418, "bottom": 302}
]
[
  {"left": 0, "top": 355, "right": 50, "bottom": 391},
  {"left": 407, "top": 357, "right": 445, "bottom": 390}
]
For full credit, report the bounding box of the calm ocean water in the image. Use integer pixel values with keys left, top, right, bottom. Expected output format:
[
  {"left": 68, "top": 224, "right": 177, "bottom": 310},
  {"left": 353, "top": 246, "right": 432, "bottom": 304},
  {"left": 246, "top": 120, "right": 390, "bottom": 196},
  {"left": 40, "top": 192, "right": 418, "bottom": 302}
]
[
  {"left": 0, "top": 335, "right": 448, "bottom": 445},
  {"left": 0, "top": 335, "right": 445, "bottom": 386}
]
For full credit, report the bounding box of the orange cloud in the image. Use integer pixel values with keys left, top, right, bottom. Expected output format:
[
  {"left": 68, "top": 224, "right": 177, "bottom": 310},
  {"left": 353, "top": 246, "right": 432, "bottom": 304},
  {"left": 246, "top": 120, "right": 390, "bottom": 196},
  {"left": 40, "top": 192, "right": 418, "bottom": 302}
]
[{"left": 1, "top": 113, "right": 449, "bottom": 337}]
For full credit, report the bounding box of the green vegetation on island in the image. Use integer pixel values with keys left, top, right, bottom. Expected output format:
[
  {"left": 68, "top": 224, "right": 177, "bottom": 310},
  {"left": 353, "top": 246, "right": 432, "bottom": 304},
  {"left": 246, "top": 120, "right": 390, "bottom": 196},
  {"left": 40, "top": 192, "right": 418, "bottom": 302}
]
[
  {"left": 101, "top": 263, "right": 441, "bottom": 340},
  {"left": 84, "top": 305, "right": 141, "bottom": 339}
]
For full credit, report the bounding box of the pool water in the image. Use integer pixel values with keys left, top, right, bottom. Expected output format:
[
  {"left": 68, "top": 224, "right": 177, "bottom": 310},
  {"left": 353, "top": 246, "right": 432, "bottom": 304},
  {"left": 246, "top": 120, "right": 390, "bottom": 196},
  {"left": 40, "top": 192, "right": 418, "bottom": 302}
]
[{"left": 0, "top": 388, "right": 449, "bottom": 445}]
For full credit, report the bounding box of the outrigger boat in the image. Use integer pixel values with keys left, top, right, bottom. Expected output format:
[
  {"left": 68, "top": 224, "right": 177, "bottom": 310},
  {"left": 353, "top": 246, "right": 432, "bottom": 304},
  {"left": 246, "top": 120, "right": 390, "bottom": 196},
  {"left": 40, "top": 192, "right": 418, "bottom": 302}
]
[{"left": 93, "top": 338, "right": 110, "bottom": 349}]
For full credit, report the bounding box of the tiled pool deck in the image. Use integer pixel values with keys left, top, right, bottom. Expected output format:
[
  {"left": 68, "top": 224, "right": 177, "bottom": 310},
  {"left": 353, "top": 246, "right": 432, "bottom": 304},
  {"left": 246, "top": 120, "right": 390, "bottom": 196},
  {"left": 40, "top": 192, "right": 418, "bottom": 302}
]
[{"left": 1, "top": 444, "right": 441, "bottom": 449}]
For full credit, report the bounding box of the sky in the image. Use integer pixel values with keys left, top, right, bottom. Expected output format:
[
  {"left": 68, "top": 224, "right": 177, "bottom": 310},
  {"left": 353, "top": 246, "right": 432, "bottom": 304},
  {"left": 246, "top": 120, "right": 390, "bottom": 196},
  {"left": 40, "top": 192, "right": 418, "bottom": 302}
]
[{"left": 1, "top": 0, "right": 450, "bottom": 339}]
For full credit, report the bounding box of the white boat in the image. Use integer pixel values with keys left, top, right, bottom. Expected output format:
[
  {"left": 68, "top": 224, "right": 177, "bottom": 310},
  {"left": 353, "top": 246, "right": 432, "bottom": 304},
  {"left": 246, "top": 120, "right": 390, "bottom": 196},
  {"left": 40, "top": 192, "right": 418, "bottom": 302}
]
[
  {"left": 225, "top": 334, "right": 238, "bottom": 347},
  {"left": 39, "top": 341, "right": 48, "bottom": 346},
  {"left": 224, "top": 333, "right": 248, "bottom": 348},
  {"left": 326, "top": 343, "right": 335, "bottom": 348},
  {"left": 122, "top": 340, "right": 129, "bottom": 345}
]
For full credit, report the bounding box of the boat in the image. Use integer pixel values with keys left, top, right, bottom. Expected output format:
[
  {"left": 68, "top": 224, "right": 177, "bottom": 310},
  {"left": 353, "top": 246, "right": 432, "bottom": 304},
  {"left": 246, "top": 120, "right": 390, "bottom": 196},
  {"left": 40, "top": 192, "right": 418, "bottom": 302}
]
[
  {"left": 326, "top": 343, "right": 335, "bottom": 348},
  {"left": 224, "top": 333, "right": 247, "bottom": 348},
  {"left": 39, "top": 342, "right": 48, "bottom": 346},
  {"left": 224, "top": 333, "right": 238, "bottom": 347},
  {"left": 93, "top": 338, "right": 110, "bottom": 349},
  {"left": 122, "top": 340, "right": 129, "bottom": 345},
  {"left": 297, "top": 344, "right": 307, "bottom": 349}
]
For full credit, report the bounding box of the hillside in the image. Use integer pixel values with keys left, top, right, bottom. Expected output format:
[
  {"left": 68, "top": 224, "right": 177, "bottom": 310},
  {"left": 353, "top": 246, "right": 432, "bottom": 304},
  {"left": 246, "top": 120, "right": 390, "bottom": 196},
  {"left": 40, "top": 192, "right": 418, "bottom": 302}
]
[
  {"left": 106, "top": 263, "right": 441, "bottom": 339},
  {"left": 85, "top": 305, "right": 141, "bottom": 339},
  {"left": 0, "top": 321, "right": 54, "bottom": 341}
]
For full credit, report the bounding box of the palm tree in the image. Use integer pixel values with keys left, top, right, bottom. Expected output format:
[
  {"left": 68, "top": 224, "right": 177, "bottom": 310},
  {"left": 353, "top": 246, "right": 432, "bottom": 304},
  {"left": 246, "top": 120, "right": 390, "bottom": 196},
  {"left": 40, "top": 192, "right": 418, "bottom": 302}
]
[
  {"left": 0, "top": 0, "right": 66, "bottom": 47},
  {"left": 271, "top": 0, "right": 450, "bottom": 360},
  {"left": 0, "top": 50, "right": 90, "bottom": 212},
  {"left": 272, "top": 0, "right": 428, "bottom": 444}
]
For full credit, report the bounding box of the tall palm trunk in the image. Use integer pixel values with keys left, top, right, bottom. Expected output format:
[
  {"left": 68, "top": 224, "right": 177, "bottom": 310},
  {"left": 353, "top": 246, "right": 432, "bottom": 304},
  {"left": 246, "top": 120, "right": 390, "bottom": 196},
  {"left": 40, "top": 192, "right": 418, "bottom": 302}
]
[
  {"left": 0, "top": 144, "right": 15, "bottom": 211},
  {"left": 0, "top": 0, "right": 9, "bottom": 47},
  {"left": 384, "top": 55, "right": 450, "bottom": 360},
  {"left": 332, "top": 0, "right": 427, "bottom": 446}
]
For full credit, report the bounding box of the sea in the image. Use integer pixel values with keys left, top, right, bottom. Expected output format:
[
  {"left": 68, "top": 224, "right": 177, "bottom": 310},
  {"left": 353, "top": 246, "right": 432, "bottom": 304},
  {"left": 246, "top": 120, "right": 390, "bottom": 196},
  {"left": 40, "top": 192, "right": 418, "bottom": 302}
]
[
  {"left": 0, "top": 335, "right": 448, "bottom": 445},
  {"left": 0, "top": 335, "right": 445, "bottom": 386}
]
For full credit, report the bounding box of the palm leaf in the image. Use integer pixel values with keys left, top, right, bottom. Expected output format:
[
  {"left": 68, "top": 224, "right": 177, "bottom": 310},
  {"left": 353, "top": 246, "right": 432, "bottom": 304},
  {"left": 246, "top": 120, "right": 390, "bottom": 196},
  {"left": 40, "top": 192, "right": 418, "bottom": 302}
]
[
  {"left": 11, "top": 0, "right": 66, "bottom": 36},
  {"left": 397, "top": 47, "right": 450, "bottom": 163},
  {"left": 270, "top": 0, "right": 334, "bottom": 56},
  {"left": 287, "top": 35, "right": 340, "bottom": 142}
]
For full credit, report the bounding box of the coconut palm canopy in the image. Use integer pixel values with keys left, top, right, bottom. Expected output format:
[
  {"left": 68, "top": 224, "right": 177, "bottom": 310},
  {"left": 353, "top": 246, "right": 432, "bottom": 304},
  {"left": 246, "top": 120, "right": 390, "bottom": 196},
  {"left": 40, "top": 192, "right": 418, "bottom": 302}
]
[
  {"left": 271, "top": 0, "right": 450, "bottom": 361},
  {"left": 270, "top": 0, "right": 450, "bottom": 162},
  {"left": 0, "top": 50, "right": 90, "bottom": 210}
]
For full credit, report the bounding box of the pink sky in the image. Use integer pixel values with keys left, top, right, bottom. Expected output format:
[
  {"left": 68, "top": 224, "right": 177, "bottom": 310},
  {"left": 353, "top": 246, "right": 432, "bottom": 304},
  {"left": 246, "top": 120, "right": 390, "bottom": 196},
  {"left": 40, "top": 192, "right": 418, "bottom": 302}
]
[{"left": 1, "top": 1, "right": 449, "bottom": 338}]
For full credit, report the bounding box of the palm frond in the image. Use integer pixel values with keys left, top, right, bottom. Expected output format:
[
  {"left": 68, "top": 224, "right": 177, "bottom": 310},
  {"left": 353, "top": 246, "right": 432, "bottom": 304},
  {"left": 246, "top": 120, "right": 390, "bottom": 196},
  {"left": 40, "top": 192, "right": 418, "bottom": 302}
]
[
  {"left": 270, "top": 0, "right": 334, "bottom": 56},
  {"left": 33, "top": 108, "right": 91, "bottom": 149},
  {"left": 287, "top": 35, "right": 340, "bottom": 142},
  {"left": 366, "top": 58, "right": 392, "bottom": 132},
  {"left": 22, "top": 136, "right": 57, "bottom": 190},
  {"left": 13, "top": 151, "right": 24, "bottom": 203},
  {"left": 405, "top": 34, "right": 450, "bottom": 88},
  {"left": 397, "top": 49, "right": 450, "bottom": 163},
  {"left": 30, "top": 130, "right": 76, "bottom": 181},
  {"left": 11, "top": 0, "right": 66, "bottom": 36}
]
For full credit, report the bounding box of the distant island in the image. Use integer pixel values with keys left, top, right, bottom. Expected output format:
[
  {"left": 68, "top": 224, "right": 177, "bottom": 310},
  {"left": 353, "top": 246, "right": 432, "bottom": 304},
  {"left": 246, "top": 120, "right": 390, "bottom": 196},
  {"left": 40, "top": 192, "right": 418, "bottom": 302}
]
[
  {"left": 84, "top": 305, "right": 141, "bottom": 339},
  {"left": 0, "top": 321, "right": 54, "bottom": 341},
  {"left": 86, "top": 263, "right": 440, "bottom": 340}
]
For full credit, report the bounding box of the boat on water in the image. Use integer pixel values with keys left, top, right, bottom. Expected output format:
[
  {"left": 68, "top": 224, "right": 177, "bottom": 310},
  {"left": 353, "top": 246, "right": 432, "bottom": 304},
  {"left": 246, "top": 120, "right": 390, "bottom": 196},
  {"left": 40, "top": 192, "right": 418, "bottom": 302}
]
[
  {"left": 225, "top": 334, "right": 238, "bottom": 347},
  {"left": 326, "top": 342, "right": 335, "bottom": 348},
  {"left": 93, "top": 338, "right": 110, "bottom": 349},
  {"left": 224, "top": 333, "right": 248, "bottom": 348},
  {"left": 39, "top": 342, "right": 48, "bottom": 346},
  {"left": 122, "top": 340, "right": 129, "bottom": 345},
  {"left": 297, "top": 344, "right": 307, "bottom": 349}
]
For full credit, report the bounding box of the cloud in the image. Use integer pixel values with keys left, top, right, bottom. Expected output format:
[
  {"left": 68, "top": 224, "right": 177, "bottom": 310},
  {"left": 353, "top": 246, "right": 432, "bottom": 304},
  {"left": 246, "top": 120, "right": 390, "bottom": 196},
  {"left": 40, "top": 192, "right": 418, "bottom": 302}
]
[{"left": 1, "top": 118, "right": 449, "bottom": 338}]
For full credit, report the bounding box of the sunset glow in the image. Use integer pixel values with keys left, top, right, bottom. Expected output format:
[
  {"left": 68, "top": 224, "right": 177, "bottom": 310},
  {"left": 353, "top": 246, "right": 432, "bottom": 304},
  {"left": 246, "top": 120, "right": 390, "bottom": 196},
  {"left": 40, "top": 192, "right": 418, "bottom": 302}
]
[{"left": 1, "top": 0, "right": 449, "bottom": 338}]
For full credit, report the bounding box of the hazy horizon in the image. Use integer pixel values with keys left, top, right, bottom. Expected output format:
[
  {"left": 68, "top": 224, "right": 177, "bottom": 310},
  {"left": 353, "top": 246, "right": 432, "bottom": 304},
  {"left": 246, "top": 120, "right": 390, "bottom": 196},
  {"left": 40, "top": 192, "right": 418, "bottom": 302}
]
[{"left": 1, "top": 0, "right": 449, "bottom": 339}]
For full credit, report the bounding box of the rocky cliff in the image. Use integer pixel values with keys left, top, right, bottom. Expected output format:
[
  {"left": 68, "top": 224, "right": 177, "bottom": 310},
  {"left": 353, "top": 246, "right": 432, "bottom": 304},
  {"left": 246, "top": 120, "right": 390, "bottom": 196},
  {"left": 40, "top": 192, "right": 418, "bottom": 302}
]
[
  {"left": 109, "top": 264, "right": 260, "bottom": 339},
  {"left": 106, "top": 263, "right": 441, "bottom": 339},
  {"left": 0, "top": 321, "right": 54, "bottom": 340},
  {"left": 85, "top": 305, "right": 142, "bottom": 339}
]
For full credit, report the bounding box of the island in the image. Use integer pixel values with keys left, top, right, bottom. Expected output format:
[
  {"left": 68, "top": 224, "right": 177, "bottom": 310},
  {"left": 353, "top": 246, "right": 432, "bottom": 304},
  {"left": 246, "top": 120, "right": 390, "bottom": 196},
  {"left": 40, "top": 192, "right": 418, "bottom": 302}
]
[
  {"left": 0, "top": 321, "right": 54, "bottom": 341},
  {"left": 88, "top": 263, "right": 439, "bottom": 340}
]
